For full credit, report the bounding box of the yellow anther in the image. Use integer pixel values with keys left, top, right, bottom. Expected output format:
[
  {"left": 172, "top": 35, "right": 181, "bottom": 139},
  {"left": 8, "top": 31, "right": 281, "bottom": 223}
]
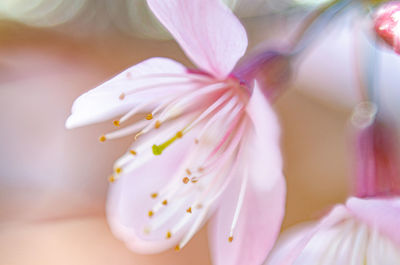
[
  {"left": 191, "top": 177, "right": 198, "bottom": 183},
  {"left": 146, "top": 113, "right": 153, "bottom": 120},
  {"left": 186, "top": 207, "right": 192, "bottom": 214},
  {"left": 186, "top": 169, "right": 192, "bottom": 175},
  {"left": 148, "top": 211, "right": 154, "bottom": 218},
  {"left": 151, "top": 193, "right": 158, "bottom": 199},
  {"left": 113, "top": 120, "right": 120, "bottom": 127},
  {"left": 108, "top": 175, "right": 115, "bottom": 183},
  {"left": 115, "top": 167, "right": 122, "bottom": 174},
  {"left": 119, "top": 93, "right": 125, "bottom": 100},
  {"left": 130, "top": 150, "right": 137, "bottom": 155},
  {"left": 166, "top": 231, "right": 172, "bottom": 239},
  {"left": 176, "top": 131, "right": 183, "bottom": 138},
  {"left": 155, "top": 120, "right": 161, "bottom": 129},
  {"left": 228, "top": 236, "right": 234, "bottom": 242},
  {"left": 182, "top": 177, "right": 190, "bottom": 184},
  {"left": 99, "top": 135, "right": 106, "bottom": 142},
  {"left": 174, "top": 245, "right": 180, "bottom": 251},
  {"left": 162, "top": 200, "right": 168, "bottom": 205}
]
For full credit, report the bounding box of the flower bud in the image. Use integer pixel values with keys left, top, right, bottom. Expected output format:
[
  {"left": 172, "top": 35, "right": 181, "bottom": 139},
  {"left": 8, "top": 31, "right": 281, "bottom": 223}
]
[{"left": 374, "top": 1, "right": 400, "bottom": 54}]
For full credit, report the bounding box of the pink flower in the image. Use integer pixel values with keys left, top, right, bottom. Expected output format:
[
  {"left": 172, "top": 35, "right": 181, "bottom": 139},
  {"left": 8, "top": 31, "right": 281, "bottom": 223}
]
[
  {"left": 66, "top": 0, "right": 285, "bottom": 264},
  {"left": 265, "top": 197, "right": 400, "bottom": 265}
]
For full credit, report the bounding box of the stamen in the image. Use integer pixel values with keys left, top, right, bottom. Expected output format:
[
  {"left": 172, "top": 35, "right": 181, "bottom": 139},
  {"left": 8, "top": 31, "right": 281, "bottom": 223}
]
[
  {"left": 176, "top": 206, "right": 209, "bottom": 250},
  {"left": 158, "top": 82, "right": 228, "bottom": 123},
  {"left": 186, "top": 169, "right": 192, "bottom": 175},
  {"left": 195, "top": 96, "right": 241, "bottom": 148},
  {"left": 162, "top": 200, "right": 168, "bottom": 205},
  {"left": 151, "top": 193, "right": 158, "bottom": 199},
  {"left": 229, "top": 167, "right": 248, "bottom": 241},
  {"left": 130, "top": 150, "right": 137, "bottom": 155},
  {"left": 99, "top": 135, "right": 106, "bottom": 142},
  {"left": 148, "top": 211, "right": 154, "bottom": 218},
  {"left": 108, "top": 175, "right": 116, "bottom": 183},
  {"left": 182, "top": 91, "right": 233, "bottom": 134},
  {"left": 166, "top": 231, "right": 172, "bottom": 239},
  {"left": 174, "top": 245, "right": 180, "bottom": 251},
  {"left": 191, "top": 177, "right": 198, "bottom": 183},
  {"left": 152, "top": 131, "right": 184, "bottom": 156},
  {"left": 228, "top": 236, "right": 234, "bottom": 242},
  {"left": 183, "top": 177, "right": 190, "bottom": 184},
  {"left": 115, "top": 167, "right": 122, "bottom": 174},
  {"left": 119, "top": 102, "right": 152, "bottom": 124},
  {"left": 155, "top": 120, "right": 161, "bottom": 129},
  {"left": 146, "top": 113, "right": 153, "bottom": 120},
  {"left": 119, "top": 93, "right": 125, "bottom": 100},
  {"left": 186, "top": 207, "right": 192, "bottom": 213},
  {"left": 104, "top": 119, "right": 148, "bottom": 140},
  {"left": 113, "top": 120, "right": 120, "bottom": 127}
]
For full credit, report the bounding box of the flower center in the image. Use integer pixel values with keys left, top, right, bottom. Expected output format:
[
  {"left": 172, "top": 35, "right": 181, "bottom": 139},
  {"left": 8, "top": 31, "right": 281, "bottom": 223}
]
[{"left": 102, "top": 71, "right": 250, "bottom": 248}]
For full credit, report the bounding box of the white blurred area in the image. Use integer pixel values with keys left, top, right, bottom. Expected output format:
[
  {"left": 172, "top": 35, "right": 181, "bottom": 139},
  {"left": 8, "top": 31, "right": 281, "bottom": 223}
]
[
  {"left": 0, "top": 0, "right": 328, "bottom": 38},
  {"left": 0, "top": 1, "right": 399, "bottom": 264}
]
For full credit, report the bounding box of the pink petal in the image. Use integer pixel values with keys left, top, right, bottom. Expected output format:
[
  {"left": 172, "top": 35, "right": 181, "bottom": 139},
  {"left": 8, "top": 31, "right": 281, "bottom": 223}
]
[
  {"left": 147, "top": 0, "right": 248, "bottom": 79},
  {"left": 66, "top": 57, "right": 188, "bottom": 128},
  {"left": 346, "top": 197, "right": 400, "bottom": 246},
  {"left": 209, "top": 84, "right": 285, "bottom": 265},
  {"left": 265, "top": 205, "right": 351, "bottom": 265},
  {"left": 245, "top": 82, "right": 282, "bottom": 190}
]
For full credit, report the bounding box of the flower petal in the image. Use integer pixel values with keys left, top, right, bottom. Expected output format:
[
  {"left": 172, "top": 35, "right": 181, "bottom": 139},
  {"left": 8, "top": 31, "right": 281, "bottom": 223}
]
[
  {"left": 209, "top": 84, "right": 285, "bottom": 265},
  {"left": 65, "top": 57, "right": 189, "bottom": 129},
  {"left": 346, "top": 197, "right": 400, "bottom": 246},
  {"left": 209, "top": 175, "right": 285, "bottom": 265},
  {"left": 106, "top": 127, "right": 199, "bottom": 254},
  {"left": 146, "top": 0, "right": 248, "bottom": 79},
  {"left": 265, "top": 205, "right": 352, "bottom": 265}
]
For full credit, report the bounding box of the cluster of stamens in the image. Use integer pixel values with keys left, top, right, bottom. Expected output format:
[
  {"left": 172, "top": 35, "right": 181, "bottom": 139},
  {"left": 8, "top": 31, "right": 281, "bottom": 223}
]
[{"left": 100, "top": 70, "right": 250, "bottom": 249}]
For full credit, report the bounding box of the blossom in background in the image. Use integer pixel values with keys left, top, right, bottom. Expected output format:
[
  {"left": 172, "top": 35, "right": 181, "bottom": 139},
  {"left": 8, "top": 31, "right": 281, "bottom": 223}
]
[
  {"left": 265, "top": 197, "right": 400, "bottom": 265},
  {"left": 265, "top": 104, "right": 400, "bottom": 264},
  {"left": 374, "top": 1, "right": 400, "bottom": 54},
  {"left": 66, "top": 0, "right": 285, "bottom": 264}
]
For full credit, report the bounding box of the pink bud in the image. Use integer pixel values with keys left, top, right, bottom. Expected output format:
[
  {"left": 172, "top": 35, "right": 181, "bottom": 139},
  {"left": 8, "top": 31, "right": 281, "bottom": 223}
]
[{"left": 374, "top": 1, "right": 400, "bottom": 54}]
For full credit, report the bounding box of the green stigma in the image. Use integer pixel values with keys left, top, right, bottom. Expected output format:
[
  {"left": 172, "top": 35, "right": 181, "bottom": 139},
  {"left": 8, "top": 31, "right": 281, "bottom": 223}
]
[{"left": 152, "top": 131, "right": 183, "bottom": 156}]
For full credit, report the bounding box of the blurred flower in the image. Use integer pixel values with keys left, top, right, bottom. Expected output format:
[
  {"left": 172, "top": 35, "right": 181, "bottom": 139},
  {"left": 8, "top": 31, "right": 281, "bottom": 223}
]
[
  {"left": 0, "top": 0, "right": 88, "bottom": 27},
  {"left": 265, "top": 197, "right": 400, "bottom": 265},
  {"left": 374, "top": 1, "right": 400, "bottom": 54},
  {"left": 66, "top": 0, "right": 285, "bottom": 264},
  {"left": 0, "top": 0, "right": 279, "bottom": 39},
  {"left": 264, "top": 99, "right": 400, "bottom": 264},
  {"left": 353, "top": 114, "right": 400, "bottom": 198}
]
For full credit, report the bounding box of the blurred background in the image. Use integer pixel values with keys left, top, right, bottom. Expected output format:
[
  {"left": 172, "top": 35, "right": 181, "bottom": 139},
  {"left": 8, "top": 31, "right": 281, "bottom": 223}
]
[{"left": 0, "top": 0, "right": 399, "bottom": 264}]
